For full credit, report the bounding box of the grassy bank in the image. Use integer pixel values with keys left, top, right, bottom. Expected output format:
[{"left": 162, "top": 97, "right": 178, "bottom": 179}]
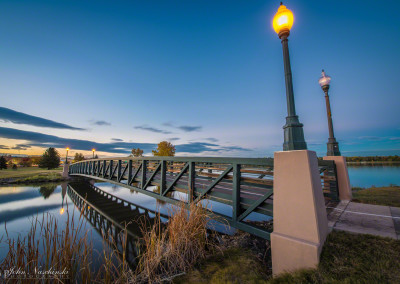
[
  {"left": 352, "top": 186, "right": 400, "bottom": 207},
  {"left": 175, "top": 231, "right": 400, "bottom": 283},
  {"left": 0, "top": 166, "right": 65, "bottom": 183}
]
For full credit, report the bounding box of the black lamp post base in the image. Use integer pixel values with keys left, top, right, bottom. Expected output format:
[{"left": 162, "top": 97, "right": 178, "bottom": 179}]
[
  {"left": 283, "top": 116, "right": 307, "bottom": 151},
  {"left": 327, "top": 139, "right": 341, "bottom": 156}
]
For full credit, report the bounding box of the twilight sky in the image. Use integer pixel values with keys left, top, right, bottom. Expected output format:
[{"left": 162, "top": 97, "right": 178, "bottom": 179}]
[{"left": 0, "top": 0, "right": 399, "bottom": 158}]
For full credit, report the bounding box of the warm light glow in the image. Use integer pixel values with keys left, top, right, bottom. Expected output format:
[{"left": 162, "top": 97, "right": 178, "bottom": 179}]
[
  {"left": 60, "top": 208, "right": 65, "bottom": 215},
  {"left": 272, "top": 3, "right": 294, "bottom": 35},
  {"left": 66, "top": 147, "right": 70, "bottom": 151},
  {"left": 92, "top": 149, "right": 95, "bottom": 152},
  {"left": 319, "top": 69, "right": 332, "bottom": 87}
]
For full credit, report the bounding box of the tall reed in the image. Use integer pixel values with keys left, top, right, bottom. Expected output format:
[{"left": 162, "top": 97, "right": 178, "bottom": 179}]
[{"left": 133, "top": 201, "right": 218, "bottom": 283}]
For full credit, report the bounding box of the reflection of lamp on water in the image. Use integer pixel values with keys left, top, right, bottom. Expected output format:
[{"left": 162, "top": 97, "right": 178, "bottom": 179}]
[{"left": 60, "top": 183, "right": 67, "bottom": 215}]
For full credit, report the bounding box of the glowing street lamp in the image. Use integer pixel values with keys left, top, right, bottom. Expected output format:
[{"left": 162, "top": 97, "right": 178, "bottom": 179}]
[
  {"left": 66, "top": 147, "right": 70, "bottom": 164},
  {"left": 92, "top": 148, "right": 95, "bottom": 159},
  {"left": 319, "top": 70, "right": 341, "bottom": 156},
  {"left": 273, "top": 2, "right": 307, "bottom": 151}
]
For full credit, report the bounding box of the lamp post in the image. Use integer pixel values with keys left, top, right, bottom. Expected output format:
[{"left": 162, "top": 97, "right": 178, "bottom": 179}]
[
  {"left": 92, "top": 148, "right": 95, "bottom": 159},
  {"left": 66, "top": 147, "right": 69, "bottom": 164},
  {"left": 318, "top": 70, "right": 340, "bottom": 156},
  {"left": 273, "top": 2, "right": 307, "bottom": 151}
]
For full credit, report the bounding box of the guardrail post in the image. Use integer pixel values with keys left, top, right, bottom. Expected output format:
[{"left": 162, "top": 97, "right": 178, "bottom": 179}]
[
  {"left": 103, "top": 160, "right": 106, "bottom": 177},
  {"left": 188, "top": 162, "right": 195, "bottom": 202},
  {"left": 109, "top": 160, "right": 113, "bottom": 179},
  {"left": 118, "top": 160, "right": 122, "bottom": 181},
  {"left": 323, "top": 156, "right": 352, "bottom": 201},
  {"left": 128, "top": 160, "right": 133, "bottom": 184},
  {"left": 161, "top": 160, "right": 167, "bottom": 196},
  {"left": 271, "top": 150, "right": 328, "bottom": 276},
  {"left": 232, "top": 163, "right": 241, "bottom": 222},
  {"left": 141, "top": 160, "right": 147, "bottom": 189}
]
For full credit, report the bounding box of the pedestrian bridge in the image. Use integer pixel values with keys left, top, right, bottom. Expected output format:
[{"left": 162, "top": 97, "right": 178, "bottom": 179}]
[{"left": 69, "top": 157, "right": 338, "bottom": 239}]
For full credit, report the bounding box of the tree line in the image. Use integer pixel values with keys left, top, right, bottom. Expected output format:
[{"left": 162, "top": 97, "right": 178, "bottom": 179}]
[
  {"left": 345, "top": 155, "right": 400, "bottom": 162},
  {"left": 0, "top": 141, "right": 177, "bottom": 170}
]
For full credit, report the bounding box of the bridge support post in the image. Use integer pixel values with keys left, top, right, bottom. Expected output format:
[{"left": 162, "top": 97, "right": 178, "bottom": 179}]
[
  {"left": 323, "top": 156, "right": 352, "bottom": 201},
  {"left": 62, "top": 163, "right": 69, "bottom": 178},
  {"left": 271, "top": 150, "right": 328, "bottom": 276}
]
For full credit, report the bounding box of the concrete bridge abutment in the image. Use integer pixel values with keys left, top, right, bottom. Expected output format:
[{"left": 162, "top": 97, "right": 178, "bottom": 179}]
[
  {"left": 62, "top": 164, "right": 69, "bottom": 178},
  {"left": 271, "top": 150, "right": 328, "bottom": 276},
  {"left": 323, "top": 156, "right": 352, "bottom": 201}
]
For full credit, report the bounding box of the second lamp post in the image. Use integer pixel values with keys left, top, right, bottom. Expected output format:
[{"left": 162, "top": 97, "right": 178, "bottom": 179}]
[
  {"left": 318, "top": 70, "right": 340, "bottom": 156},
  {"left": 273, "top": 3, "right": 307, "bottom": 151}
]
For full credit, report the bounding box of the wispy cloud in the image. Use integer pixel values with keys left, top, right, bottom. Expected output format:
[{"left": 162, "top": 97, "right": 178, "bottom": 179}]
[
  {"left": 0, "top": 127, "right": 250, "bottom": 155},
  {"left": 169, "top": 137, "right": 180, "bottom": 141},
  {"left": 163, "top": 122, "right": 202, "bottom": 132},
  {"left": 178, "top": 125, "right": 202, "bottom": 132},
  {"left": 11, "top": 144, "right": 32, "bottom": 150},
  {"left": 0, "top": 145, "right": 9, "bottom": 150},
  {"left": 111, "top": 138, "right": 123, "bottom": 142},
  {"left": 134, "top": 125, "right": 172, "bottom": 134},
  {"left": 0, "top": 107, "right": 84, "bottom": 130},
  {"left": 91, "top": 120, "right": 111, "bottom": 126},
  {"left": 205, "top": 137, "right": 218, "bottom": 142}
]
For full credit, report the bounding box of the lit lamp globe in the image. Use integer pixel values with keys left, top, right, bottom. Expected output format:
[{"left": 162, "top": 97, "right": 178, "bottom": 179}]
[
  {"left": 319, "top": 70, "right": 331, "bottom": 92},
  {"left": 273, "top": 2, "right": 294, "bottom": 38}
]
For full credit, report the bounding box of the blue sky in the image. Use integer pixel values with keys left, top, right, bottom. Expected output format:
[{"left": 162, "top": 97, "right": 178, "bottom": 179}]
[{"left": 0, "top": 0, "right": 399, "bottom": 157}]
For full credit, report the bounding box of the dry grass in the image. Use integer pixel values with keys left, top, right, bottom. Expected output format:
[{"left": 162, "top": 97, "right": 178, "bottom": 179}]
[
  {"left": 0, "top": 204, "right": 132, "bottom": 283},
  {"left": 133, "top": 201, "right": 218, "bottom": 283},
  {"left": 0, "top": 194, "right": 221, "bottom": 283}
]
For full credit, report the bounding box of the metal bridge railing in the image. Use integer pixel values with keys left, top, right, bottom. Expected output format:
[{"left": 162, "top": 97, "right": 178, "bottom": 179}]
[
  {"left": 69, "top": 156, "right": 339, "bottom": 239},
  {"left": 69, "top": 157, "right": 274, "bottom": 239}
]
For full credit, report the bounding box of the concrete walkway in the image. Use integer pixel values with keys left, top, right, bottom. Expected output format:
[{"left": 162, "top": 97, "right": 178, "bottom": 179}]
[{"left": 327, "top": 201, "right": 400, "bottom": 240}]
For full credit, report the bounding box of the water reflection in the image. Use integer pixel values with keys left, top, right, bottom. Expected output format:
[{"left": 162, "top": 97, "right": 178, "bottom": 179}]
[
  {"left": 67, "top": 181, "right": 169, "bottom": 267},
  {"left": 38, "top": 183, "right": 58, "bottom": 199}
]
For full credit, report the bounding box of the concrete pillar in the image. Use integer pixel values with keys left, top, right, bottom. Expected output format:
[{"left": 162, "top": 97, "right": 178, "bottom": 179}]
[
  {"left": 62, "top": 164, "right": 69, "bottom": 178},
  {"left": 323, "top": 156, "right": 352, "bottom": 201},
  {"left": 271, "top": 150, "right": 328, "bottom": 276}
]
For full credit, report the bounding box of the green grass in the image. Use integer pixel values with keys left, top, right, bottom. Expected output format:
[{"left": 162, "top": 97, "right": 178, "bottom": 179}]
[
  {"left": 0, "top": 166, "right": 64, "bottom": 183},
  {"left": 173, "top": 248, "right": 269, "bottom": 284},
  {"left": 174, "top": 231, "right": 400, "bottom": 284},
  {"left": 352, "top": 186, "right": 400, "bottom": 207}
]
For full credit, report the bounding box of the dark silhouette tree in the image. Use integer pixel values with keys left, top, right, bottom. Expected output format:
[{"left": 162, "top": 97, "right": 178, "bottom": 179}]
[
  {"left": 38, "top": 147, "right": 60, "bottom": 170},
  {"left": 0, "top": 156, "right": 7, "bottom": 170},
  {"left": 73, "top": 153, "right": 85, "bottom": 162},
  {"left": 152, "top": 141, "right": 175, "bottom": 156},
  {"left": 131, "top": 148, "right": 144, "bottom": 157}
]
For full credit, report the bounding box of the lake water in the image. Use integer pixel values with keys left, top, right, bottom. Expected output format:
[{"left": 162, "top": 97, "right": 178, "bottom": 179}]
[
  {"left": 347, "top": 164, "right": 400, "bottom": 188},
  {"left": 0, "top": 165, "right": 399, "bottom": 270}
]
